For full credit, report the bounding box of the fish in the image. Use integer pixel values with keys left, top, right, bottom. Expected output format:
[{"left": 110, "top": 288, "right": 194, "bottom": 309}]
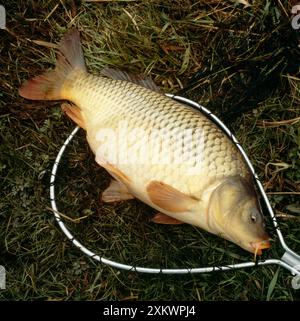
[{"left": 19, "top": 28, "right": 270, "bottom": 255}]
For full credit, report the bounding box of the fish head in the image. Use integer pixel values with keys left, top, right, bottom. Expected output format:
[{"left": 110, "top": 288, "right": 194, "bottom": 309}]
[
  {"left": 230, "top": 197, "right": 270, "bottom": 255},
  {"left": 208, "top": 176, "right": 270, "bottom": 255}
]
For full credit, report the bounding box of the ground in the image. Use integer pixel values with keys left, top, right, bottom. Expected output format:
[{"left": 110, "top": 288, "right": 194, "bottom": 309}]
[{"left": 0, "top": 0, "right": 300, "bottom": 300}]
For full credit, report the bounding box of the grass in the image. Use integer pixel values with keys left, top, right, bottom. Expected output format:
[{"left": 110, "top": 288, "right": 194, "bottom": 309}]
[{"left": 1, "top": 0, "right": 300, "bottom": 300}]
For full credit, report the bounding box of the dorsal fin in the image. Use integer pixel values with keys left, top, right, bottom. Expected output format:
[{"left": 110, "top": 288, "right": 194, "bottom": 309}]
[{"left": 100, "top": 68, "right": 161, "bottom": 93}]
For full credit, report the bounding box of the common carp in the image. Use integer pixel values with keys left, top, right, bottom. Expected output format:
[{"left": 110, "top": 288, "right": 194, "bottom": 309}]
[{"left": 19, "top": 29, "right": 270, "bottom": 255}]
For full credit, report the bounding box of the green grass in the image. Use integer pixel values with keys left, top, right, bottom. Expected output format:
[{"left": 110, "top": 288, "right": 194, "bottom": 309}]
[{"left": 1, "top": 0, "right": 300, "bottom": 300}]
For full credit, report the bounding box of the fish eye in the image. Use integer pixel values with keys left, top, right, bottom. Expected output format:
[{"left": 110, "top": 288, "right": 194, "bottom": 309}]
[{"left": 250, "top": 212, "right": 257, "bottom": 223}]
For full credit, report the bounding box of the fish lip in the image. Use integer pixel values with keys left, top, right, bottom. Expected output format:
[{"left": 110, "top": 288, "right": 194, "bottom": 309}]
[{"left": 250, "top": 240, "right": 271, "bottom": 255}]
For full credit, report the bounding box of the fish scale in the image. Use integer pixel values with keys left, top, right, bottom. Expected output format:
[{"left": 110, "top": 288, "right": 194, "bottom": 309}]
[{"left": 63, "top": 71, "right": 250, "bottom": 197}]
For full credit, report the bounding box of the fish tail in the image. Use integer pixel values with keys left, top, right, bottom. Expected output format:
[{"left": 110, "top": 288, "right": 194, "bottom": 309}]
[{"left": 19, "top": 28, "right": 86, "bottom": 100}]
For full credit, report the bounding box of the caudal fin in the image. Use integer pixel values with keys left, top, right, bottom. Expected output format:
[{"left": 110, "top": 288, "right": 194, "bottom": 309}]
[{"left": 19, "top": 29, "right": 86, "bottom": 100}]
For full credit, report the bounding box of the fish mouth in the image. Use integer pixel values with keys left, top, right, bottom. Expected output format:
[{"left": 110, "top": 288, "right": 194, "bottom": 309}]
[{"left": 250, "top": 239, "right": 271, "bottom": 256}]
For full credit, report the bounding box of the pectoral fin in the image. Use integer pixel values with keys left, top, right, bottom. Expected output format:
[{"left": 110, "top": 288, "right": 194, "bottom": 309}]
[
  {"left": 147, "top": 181, "right": 198, "bottom": 213},
  {"left": 61, "top": 102, "right": 86, "bottom": 130},
  {"left": 151, "top": 212, "right": 184, "bottom": 225},
  {"left": 101, "top": 179, "right": 134, "bottom": 202}
]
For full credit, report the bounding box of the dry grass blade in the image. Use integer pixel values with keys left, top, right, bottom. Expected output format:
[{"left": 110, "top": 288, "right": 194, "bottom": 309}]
[
  {"left": 257, "top": 116, "right": 300, "bottom": 128},
  {"left": 267, "top": 192, "right": 300, "bottom": 195},
  {"left": 47, "top": 207, "right": 89, "bottom": 223},
  {"left": 28, "top": 40, "right": 58, "bottom": 49},
  {"left": 230, "top": 0, "right": 251, "bottom": 7},
  {"left": 275, "top": 211, "right": 300, "bottom": 221}
]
